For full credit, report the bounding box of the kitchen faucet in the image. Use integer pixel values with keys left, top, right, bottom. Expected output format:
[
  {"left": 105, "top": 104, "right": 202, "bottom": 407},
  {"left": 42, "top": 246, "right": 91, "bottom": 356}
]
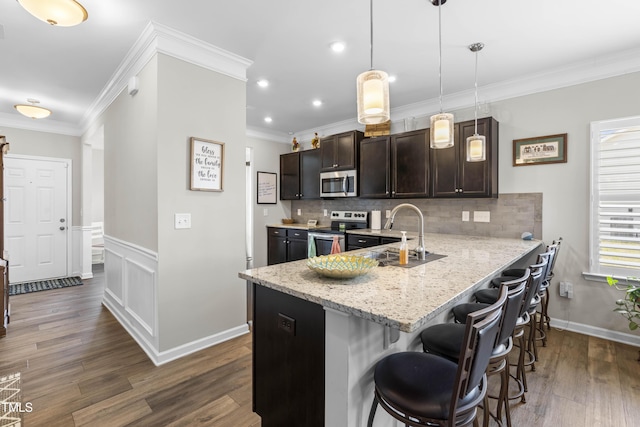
[{"left": 384, "top": 203, "right": 426, "bottom": 260}]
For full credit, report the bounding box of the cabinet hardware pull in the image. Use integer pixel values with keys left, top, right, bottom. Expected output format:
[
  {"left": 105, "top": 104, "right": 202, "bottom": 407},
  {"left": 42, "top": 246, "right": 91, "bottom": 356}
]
[{"left": 358, "top": 240, "right": 366, "bottom": 243}]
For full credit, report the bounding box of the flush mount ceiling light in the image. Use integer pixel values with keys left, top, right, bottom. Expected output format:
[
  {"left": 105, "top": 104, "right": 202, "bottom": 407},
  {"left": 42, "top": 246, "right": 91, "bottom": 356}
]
[
  {"left": 17, "top": 0, "right": 88, "bottom": 26},
  {"left": 467, "top": 42, "right": 486, "bottom": 162},
  {"left": 356, "top": 0, "right": 390, "bottom": 125},
  {"left": 257, "top": 79, "right": 269, "bottom": 88},
  {"left": 429, "top": 0, "right": 454, "bottom": 149},
  {"left": 264, "top": 117, "right": 273, "bottom": 123},
  {"left": 14, "top": 98, "right": 51, "bottom": 119},
  {"left": 312, "top": 99, "right": 323, "bottom": 107}
]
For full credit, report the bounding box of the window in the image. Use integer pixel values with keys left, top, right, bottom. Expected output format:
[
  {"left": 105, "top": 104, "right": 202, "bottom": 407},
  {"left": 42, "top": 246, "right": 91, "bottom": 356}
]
[{"left": 590, "top": 116, "right": 640, "bottom": 277}]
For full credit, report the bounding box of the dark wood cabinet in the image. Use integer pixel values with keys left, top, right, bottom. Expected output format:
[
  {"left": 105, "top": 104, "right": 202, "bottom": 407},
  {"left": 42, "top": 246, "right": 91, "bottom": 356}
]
[
  {"left": 346, "top": 233, "right": 400, "bottom": 250},
  {"left": 320, "top": 131, "right": 363, "bottom": 171},
  {"left": 359, "top": 129, "right": 429, "bottom": 198},
  {"left": 253, "top": 284, "right": 325, "bottom": 427},
  {"left": 267, "top": 228, "right": 308, "bottom": 265},
  {"left": 280, "top": 149, "right": 321, "bottom": 200},
  {"left": 359, "top": 136, "right": 390, "bottom": 198},
  {"left": 431, "top": 117, "right": 498, "bottom": 198}
]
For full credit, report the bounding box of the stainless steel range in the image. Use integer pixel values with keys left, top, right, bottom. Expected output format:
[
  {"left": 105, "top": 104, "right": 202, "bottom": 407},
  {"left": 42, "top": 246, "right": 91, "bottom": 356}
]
[{"left": 307, "top": 210, "right": 368, "bottom": 256}]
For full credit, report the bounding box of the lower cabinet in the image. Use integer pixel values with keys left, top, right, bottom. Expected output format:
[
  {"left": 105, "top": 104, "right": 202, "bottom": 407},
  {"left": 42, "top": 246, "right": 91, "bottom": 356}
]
[
  {"left": 268, "top": 228, "right": 308, "bottom": 265},
  {"left": 346, "top": 233, "right": 400, "bottom": 251},
  {"left": 253, "top": 284, "right": 325, "bottom": 427}
]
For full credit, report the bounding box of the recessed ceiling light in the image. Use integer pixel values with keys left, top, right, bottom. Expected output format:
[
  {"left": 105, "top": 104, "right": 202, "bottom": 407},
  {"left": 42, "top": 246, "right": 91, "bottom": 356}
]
[
  {"left": 388, "top": 75, "right": 397, "bottom": 83},
  {"left": 312, "top": 100, "right": 323, "bottom": 107},
  {"left": 264, "top": 117, "right": 272, "bottom": 123},
  {"left": 257, "top": 79, "right": 269, "bottom": 88},
  {"left": 330, "top": 41, "right": 345, "bottom": 53}
]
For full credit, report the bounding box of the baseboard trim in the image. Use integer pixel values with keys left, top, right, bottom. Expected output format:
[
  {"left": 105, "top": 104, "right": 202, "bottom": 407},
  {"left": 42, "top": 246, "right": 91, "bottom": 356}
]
[
  {"left": 102, "top": 296, "right": 249, "bottom": 366},
  {"left": 549, "top": 317, "right": 640, "bottom": 347}
]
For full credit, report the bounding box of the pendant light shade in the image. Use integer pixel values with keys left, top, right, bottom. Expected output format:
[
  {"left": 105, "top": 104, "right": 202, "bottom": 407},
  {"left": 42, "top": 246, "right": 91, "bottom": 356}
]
[
  {"left": 356, "top": 0, "right": 390, "bottom": 125},
  {"left": 357, "top": 69, "right": 390, "bottom": 124},
  {"left": 18, "top": 0, "right": 88, "bottom": 27},
  {"left": 14, "top": 99, "right": 51, "bottom": 119},
  {"left": 466, "top": 42, "right": 486, "bottom": 162},
  {"left": 429, "top": 0, "right": 454, "bottom": 149}
]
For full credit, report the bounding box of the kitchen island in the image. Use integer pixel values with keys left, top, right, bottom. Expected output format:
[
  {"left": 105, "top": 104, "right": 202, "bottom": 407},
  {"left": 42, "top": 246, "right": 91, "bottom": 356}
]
[{"left": 240, "top": 233, "right": 543, "bottom": 427}]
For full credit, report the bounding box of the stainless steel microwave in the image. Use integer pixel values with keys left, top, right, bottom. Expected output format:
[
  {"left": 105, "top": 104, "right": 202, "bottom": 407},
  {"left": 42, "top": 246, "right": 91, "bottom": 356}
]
[{"left": 320, "top": 170, "right": 357, "bottom": 198}]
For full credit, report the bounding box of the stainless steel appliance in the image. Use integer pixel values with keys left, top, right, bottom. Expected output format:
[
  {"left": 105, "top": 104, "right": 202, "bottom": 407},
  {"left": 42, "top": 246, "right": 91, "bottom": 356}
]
[
  {"left": 308, "top": 210, "right": 368, "bottom": 256},
  {"left": 320, "top": 170, "right": 357, "bottom": 198}
]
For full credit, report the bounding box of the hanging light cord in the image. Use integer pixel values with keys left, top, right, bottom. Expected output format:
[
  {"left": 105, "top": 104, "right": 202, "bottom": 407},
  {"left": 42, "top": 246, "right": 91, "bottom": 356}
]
[
  {"left": 474, "top": 47, "right": 479, "bottom": 134},
  {"left": 437, "top": 0, "right": 443, "bottom": 114},
  {"left": 369, "top": 0, "right": 374, "bottom": 70}
]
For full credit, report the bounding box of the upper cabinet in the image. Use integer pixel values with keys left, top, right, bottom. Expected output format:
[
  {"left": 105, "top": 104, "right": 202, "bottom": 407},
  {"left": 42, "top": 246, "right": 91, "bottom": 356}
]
[
  {"left": 431, "top": 117, "right": 499, "bottom": 198},
  {"left": 359, "top": 129, "right": 430, "bottom": 198},
  {"left": 320, "top": 131, "right": 364, "bottom": 171},
  {"left": 280, "top": 149, "right": 321, "bottom": 200}
]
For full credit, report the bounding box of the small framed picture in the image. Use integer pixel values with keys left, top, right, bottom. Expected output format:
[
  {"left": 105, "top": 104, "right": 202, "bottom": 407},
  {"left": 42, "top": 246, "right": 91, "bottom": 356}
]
[
  {"left": 513, "top": 133, "right": 567, "bottom": 166},
  {"left": 190, "top": 137, "right": 224, "bottom": 191},
  {"left": 257, "top": 171, "right": 277, "bottom": 204}
]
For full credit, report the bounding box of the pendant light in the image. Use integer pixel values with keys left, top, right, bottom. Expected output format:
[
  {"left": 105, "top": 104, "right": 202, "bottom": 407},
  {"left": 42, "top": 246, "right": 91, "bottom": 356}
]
[
  {"left": 466, "top": 42, "right": 486, "bottom": 162},
  {"left": 429, "top": 0, "right": 454, "bottom": 149},
  {"left": 17, "top": 0, "right": 88, "bottom": 27},
  {"left": 14, "top": 99, "right": 52, "bottom": 119},
  {"left": 356, "top": 0, "right": 390, "bottom": 125}
]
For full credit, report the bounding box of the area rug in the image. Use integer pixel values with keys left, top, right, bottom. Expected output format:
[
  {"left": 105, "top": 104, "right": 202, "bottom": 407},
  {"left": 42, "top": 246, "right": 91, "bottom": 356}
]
[{"left": 9, "top": 277, "right": 83, "bottom": 296}]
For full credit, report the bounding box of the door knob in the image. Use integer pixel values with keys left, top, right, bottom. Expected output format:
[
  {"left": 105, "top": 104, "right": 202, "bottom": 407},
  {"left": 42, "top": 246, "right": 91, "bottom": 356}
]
[
  {"left": 60, "top": 226, "right": 66, "bottom": 231},
  {"left": 60, "top": 218, "right": 66, "bottom": 222}
]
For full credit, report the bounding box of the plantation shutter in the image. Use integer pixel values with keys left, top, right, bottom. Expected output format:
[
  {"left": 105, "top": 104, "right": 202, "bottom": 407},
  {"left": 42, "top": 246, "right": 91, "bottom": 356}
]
[{"left": 592, "top": 119, "right": 640, "bottom": 275}]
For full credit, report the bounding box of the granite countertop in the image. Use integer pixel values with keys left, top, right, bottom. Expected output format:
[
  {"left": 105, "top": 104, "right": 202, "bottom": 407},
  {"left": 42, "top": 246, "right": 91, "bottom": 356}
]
[
  {"left": 240, "top": 233, "right": 542, "bottom": 333},
  {"left": 267, "top": 223, "right": 319, "bottom": 230}
]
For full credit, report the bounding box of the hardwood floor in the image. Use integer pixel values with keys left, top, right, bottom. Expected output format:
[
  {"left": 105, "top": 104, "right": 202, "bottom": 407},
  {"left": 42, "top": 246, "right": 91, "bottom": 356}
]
[{"left": 1, "top": 267, "right": 638, "bottom": 426}]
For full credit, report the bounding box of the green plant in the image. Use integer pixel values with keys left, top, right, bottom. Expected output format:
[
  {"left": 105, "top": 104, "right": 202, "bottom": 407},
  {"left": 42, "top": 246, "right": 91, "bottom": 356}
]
[{"left": 607, "top": 276, "right": 640, "bottom": 331}]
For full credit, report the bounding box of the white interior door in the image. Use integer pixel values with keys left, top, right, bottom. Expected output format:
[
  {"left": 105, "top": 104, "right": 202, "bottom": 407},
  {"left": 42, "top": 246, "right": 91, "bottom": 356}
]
[{"left": 4, "top": 156, "right": 70, "bottom": 283}]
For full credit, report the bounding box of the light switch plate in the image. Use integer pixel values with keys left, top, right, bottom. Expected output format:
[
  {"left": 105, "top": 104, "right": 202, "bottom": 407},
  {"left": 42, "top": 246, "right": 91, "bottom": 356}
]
[
  {"left": 473, "top": 211, "right": 491, "bottom": 223},
  {"left": 175, "top": 213, "right": 191, "bottom": 229}
]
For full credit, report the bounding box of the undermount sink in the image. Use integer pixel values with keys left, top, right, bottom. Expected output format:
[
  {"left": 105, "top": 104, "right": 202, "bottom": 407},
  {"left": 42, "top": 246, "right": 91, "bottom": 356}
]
[{"left": 365, "top": 248, "right": 446, "bottom": 268}]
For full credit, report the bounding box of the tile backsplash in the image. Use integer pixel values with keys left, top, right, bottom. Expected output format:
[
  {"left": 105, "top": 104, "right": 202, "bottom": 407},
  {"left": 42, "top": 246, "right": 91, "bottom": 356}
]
[{"left": 291, "top": 193, "right": 542, "bottom": 239}]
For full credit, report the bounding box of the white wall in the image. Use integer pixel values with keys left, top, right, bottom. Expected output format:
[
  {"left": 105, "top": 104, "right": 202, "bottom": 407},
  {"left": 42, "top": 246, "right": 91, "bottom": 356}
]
[
  {"left": 91, "top": 148, "right": 104, "bottom": 224},
  {"left": 493, "top": 71, "right": 640, "bottom": 341},
  {"left": 247, "top": 136, "right": 291, "bottom": 267},
  {"left": 155, "top": 53, "right": 248, "bottom": 352}
]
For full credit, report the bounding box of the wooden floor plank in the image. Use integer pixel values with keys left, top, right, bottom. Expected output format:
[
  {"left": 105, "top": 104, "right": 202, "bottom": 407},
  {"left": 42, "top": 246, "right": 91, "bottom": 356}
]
[{"left": 1, "top": 266, "right": 639, "bottom": 427}]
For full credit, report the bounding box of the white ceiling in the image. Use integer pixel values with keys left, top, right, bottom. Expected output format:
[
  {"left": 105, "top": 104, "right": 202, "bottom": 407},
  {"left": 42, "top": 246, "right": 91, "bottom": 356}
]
[{"left": 1, "top": 0, "right": 639, "bottom": 141}]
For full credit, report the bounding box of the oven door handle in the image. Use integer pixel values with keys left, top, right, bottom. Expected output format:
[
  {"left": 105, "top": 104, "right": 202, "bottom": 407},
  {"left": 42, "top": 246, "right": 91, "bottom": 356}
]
[
  {"left": 342, "top": 176, "right": 348, "bottom": 195},
  {"left": 309, "top": 233, "right": 343, "bottom": 241}
]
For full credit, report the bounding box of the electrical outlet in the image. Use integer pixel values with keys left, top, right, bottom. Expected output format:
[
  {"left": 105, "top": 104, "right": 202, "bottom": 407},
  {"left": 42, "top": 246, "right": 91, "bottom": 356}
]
[
  {"left": 566, "top": 282, "right": 574, "bottom": 299},
  {"left": 386, "top": 210, "right": 391, "bottom": 218},
  {"left": 297, "top": 208, "right": 301, "bottom": 216},
  {"left": 324, "top": 209, "right": 328, "bottom": 217},
  {"left": 263, "top": 208, "right": 268, "bottom": 217},
  {"left": 174, "top": 213, "right": 191, "bottom": 229},
  {"left": 462, "top": 211, "right": 470, "bottom": 222},
  {"left": 277, "top": 313, "right": 296, "bottom": 335},
  {"left": 559, "top": 281, "right": 567, "bottom": 297}
]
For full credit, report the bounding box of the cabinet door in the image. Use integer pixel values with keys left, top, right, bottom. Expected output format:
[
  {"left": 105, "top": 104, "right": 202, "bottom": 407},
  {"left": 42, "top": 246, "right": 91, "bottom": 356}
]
[
  {"left": 458, "top": 118, "right": 497, "bottom": 198},
  {"left": 430, "top": 132, "right": 459, "bottom": 198},
  {"left": 359, "top": 137, "right": 390, "bottom": 198},
  {"left": 280, "top": 153, "right": 300, "bottom": 200},
  {"left": 335, "top": 132, "right": 358, "bottom": 170},
  {"left": 267, "top": 233, "right": 288, "bottom": 265},
  {"left": 253, "top": 285, "right": 325, "bottom": 427},
  {"left": 320, "top": 135, "right": 337, "bottom": 169},
  {"left": 287, "top": 230, "right": 308, "bottom": 261},
  {"left": 392, "top": 129, "right": 429, "bottom": 198},
  {"left": 300, "top": 149, "right": 321, "bottom": 199},
  {"left": 380, "top": 237, "right": 401, "bottom": 245}
]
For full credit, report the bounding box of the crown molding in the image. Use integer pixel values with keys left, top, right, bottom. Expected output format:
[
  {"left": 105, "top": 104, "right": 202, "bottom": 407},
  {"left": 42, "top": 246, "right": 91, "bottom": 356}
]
[
  {"left": 79, "top": 21, "right": 252, "bottom": 134},
  {"left": 0, "top": 112, "right": 82, "bottom": 137}
]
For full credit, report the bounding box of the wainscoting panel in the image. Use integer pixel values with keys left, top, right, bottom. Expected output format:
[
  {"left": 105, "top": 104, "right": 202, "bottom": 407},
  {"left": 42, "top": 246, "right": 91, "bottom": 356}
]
[{"left": 102, "top": 235, "right": 159, "bottom": 362}]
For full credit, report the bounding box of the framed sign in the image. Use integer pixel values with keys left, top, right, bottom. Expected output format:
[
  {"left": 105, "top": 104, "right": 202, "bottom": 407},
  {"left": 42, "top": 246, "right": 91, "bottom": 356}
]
[
  {"left": 513, "top": 133, "right": 567, "bottom": 166},
  {"left": 257, "top": 171, "right": 277, "bottom": 204},
  {"left": 190, "top": 137, "right": 224, "bottom": 191}
]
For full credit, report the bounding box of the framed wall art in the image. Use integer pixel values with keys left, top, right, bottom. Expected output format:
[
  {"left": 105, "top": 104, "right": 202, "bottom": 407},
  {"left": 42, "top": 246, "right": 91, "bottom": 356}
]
[
  {"left": 513, "top": 133, "right": 567, "bottom": 166},
  {"left": 190, "top": 137, "right": 224, "bottom": 191},
  {"left": 257, "top": 171, "right": 277, "bottom": 204}
]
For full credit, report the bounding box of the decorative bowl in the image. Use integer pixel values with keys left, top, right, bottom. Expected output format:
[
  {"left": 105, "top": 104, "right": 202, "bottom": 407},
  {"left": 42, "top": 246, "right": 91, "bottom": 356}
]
[
  {"left": 282, "top": 218, "right": 295, "bottom": 224},
  {"left": 306, "top": 255, "right": 378, "bottom": 279}
]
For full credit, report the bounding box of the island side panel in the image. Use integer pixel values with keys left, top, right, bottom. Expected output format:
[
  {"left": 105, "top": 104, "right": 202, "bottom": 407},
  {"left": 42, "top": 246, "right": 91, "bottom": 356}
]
[{"left": 253, "top": 284, "right": 325, "bottom": 427}]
